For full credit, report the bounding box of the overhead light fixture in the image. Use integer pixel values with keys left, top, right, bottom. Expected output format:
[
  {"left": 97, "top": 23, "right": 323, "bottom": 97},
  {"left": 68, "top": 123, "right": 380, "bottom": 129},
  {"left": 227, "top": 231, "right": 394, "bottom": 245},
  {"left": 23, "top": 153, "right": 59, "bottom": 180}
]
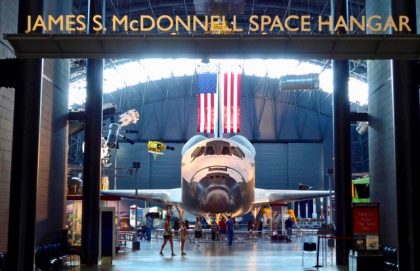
[{"left": 279, "top": 73, "right": 320, "bottom": 91}]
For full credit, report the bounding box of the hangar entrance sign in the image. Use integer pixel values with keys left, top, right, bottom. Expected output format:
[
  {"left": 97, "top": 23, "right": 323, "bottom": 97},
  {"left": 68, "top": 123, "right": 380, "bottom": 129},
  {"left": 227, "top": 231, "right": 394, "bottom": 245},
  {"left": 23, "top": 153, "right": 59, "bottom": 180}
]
[{"left": 5, "top": 34, "right": 420, "bottom": 59}]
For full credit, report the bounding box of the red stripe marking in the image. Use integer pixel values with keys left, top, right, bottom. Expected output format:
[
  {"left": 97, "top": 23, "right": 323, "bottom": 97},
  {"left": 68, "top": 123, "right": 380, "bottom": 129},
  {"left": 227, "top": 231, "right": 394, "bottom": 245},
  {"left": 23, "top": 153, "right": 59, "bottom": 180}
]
[
  {"left": 230, "top": 72, "right": 235, "bottom": 133},
  {"left": 209, "top": 93, "right": 213, "bottom": 133},
  {"left": 237, "top": 74, "right": 241, "bottom": 132},
  {"left": 224, "top": 73, "right": 228, "bottom": 133},
  {"left": 197, "top": 94, "right": 200, "bottom": 132}
]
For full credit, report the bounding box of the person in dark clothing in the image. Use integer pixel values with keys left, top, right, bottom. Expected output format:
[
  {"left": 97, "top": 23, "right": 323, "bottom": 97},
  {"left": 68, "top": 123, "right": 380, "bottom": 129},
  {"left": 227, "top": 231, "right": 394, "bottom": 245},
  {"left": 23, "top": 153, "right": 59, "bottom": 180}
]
[
  {"left": 219, "top": 218, "right": 227, "bottom": 241},
  {"left": 248, "top": 220, "right": 255, "bottom": 239},
  {"left": 285, "top": 216, "right": 294, "bottom": 241},
  {"left": 247, "top": 220, "right": 253, "bottom": 231},
  {"left": 173, "top": 217, "right": 180, "bottom": 238},
  {"left": 258, "top": 218, "right": 263, "bottom": 237},
  {"left": 145, "top": 214, "right": 153, "bottom": 241},
  {"left": 211, "top": 220, "right": 219, "bottom": 241},
  {"left": 226, "top": 216, "right": 235, "bottom": 245}
]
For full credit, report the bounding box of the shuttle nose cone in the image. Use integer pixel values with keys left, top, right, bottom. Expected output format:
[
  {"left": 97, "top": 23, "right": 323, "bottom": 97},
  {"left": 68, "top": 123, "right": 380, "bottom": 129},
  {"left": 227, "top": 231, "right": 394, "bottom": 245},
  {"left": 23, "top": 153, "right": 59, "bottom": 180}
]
[{"left": 204, "top": 190, "right": 231, "bottom": 213}]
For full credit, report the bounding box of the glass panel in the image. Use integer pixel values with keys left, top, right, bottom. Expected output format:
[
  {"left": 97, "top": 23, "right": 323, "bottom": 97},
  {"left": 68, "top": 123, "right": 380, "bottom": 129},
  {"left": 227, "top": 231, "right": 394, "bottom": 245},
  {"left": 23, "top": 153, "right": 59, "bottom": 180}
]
[
  {"left": 205, "top": 146, "right": 215, "bottom": 155},
  {"left": 195, "top": 147, "right": 205, "bottom": 158},
  {"left": 221, "top": 146, "right": 231, "bottom": 155},
  {"left": 191, "top": 146, "right": 201, "bottom": 158}
]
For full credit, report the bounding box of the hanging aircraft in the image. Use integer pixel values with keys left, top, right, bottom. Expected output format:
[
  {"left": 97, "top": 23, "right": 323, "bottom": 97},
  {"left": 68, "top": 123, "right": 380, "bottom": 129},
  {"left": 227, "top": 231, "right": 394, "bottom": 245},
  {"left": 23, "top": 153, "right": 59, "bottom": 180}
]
[
  {"left": 69, "top": 104, "right": 140, "bottom": 167},
  {"left": 101, "top": 135, "right": 332, "bottom": 218}
]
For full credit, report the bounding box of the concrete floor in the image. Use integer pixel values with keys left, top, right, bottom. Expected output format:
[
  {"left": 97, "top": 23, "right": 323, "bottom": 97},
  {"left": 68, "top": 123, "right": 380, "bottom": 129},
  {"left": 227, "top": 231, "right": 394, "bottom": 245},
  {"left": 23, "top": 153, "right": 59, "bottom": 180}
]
[{"left": 81, "top": 237, "right": 348, "bottom": 271}]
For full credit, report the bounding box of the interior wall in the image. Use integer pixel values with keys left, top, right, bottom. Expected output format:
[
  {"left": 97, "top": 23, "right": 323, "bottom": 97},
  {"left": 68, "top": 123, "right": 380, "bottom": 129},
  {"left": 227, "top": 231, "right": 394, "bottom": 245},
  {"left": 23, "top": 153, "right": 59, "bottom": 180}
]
[
  {"left": 366, "top": 0, "right": 398, "bottom": 247},
  {"left": 35, "top": 0, "right": 71, "bottom": 245},
  {"left": 417, "top": 0, "right": 420, "bottom": 32},
  {"left": 112, "top": 142, "right": 324, "bottom": 191},
  {"left": 0, "top": 0, "right": 18, "bottom": 253},
  {"left": 100, "top": 78, "right": 336, "bottom": 191},
  {"left": 36, "top": 58, "right": 70, "bottom": 245}
]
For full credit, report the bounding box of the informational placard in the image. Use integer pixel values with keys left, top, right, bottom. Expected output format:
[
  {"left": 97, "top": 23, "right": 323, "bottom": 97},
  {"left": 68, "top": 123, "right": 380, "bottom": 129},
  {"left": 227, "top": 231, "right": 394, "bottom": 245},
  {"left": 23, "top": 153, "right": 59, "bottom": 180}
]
[
  {"left": 353, "top": 203, "right": 379, "bottom": 234},
  {"left": 352, "top": 203, "right": 379, "bottom": 250}
]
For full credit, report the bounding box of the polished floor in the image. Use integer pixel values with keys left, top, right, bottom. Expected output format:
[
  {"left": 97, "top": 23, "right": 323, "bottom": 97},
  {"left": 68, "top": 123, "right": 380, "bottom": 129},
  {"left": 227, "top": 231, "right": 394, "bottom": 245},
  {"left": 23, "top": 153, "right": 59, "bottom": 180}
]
[{"left": 80, "top": 235, "right": 347, "bottom": 271}]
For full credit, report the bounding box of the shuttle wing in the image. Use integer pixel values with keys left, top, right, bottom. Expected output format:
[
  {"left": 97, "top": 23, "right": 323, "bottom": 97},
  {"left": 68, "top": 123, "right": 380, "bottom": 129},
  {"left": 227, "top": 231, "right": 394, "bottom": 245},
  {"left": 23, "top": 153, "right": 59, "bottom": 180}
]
[
  {"left": 101, "top": 188, "right": 181, "bottom": 205},
  {"left": 253, "top": 188, "right": 332, "bottom": 205}
]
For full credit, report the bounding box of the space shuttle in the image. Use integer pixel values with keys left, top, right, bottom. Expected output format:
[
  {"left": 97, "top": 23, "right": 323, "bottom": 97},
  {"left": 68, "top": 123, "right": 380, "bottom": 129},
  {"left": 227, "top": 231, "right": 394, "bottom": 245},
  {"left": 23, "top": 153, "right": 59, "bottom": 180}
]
[
  {"left": 102, "top": 134, "right": 332, "bottom": 218},
  {"left": 102, "top": 69, "right": 331, "bottom": 217}
]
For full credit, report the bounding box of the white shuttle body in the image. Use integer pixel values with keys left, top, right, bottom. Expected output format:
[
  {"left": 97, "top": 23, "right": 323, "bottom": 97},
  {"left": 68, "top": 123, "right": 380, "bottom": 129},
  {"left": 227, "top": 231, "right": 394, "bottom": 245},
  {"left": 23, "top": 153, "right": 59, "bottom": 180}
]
[{"left": 102, "top": 135, "right": 332, "bottom": 217}]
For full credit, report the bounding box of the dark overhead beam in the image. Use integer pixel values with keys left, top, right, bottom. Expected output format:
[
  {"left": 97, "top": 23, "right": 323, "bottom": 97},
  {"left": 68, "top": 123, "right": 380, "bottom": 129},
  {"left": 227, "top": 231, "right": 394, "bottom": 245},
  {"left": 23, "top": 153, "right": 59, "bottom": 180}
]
[
  {"left": 350, "top": 112, "right": 368, "bottom": 123},
  {"left": 68, "top": 111, "right": 86, "bottom": 121},
  {"left": 116, "top": 139, "right": 325, "bottom": 144},
  {"left": 5, "top": 34, "right": 420, "bottom": 59}
]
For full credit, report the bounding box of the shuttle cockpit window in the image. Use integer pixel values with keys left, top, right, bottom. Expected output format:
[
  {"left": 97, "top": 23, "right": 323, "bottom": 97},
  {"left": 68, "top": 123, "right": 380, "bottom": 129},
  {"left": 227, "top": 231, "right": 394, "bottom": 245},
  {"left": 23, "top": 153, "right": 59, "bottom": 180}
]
[
  {"left": 205, "top": 146, "right": 215, "bottom": 155},
  {"left": 191, "top": 146, "right": 205, "bottom": 160},
  {"left": 231, "top": 147, "right": 245, "bottom": 159},
  {"left": 221, "top": 146, "right": 231, "bottom": 155},
  {"left": 205, "top": 140, "right": 231, "bottom": 155},
  {"left": 237, "top": 147, "right": 245, "bottom": 158},
  {"left": 191, "top": 147, "right": 201, "bottom": 158},
  {"left": 194, "top": 141, "right": 245, "bottom": 159}
]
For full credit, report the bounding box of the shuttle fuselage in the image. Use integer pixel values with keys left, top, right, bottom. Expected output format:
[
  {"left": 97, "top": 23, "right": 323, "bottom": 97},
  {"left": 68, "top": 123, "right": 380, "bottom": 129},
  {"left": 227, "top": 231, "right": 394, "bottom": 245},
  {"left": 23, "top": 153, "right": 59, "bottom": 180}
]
[{"left": 180, "top": 138, "right": 255, "bottom": 217}]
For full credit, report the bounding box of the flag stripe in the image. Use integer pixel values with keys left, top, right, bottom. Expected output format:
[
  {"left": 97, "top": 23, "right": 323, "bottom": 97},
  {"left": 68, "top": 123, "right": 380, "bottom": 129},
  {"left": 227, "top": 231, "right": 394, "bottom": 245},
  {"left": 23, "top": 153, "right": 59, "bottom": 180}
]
[
  {"left": 199, "top": 94, "right": 204, "bottom": 132},
  {"left": 237, "top": 74, "right": 241, "bottom": 132},
  {"left": 230, "top": 72, "right": 234, "bottom": 133},
  {"left": 210, "top": 93, "right": 213, "bottom": 133},
  {"left": 206, "top": 93, "right": 211, "bottom": 133},
  {"left": 226, "top": 72, "right": 231, "bottom": 133},
  {"left": 219, "top": 73, "right": 224, "bottom": 135},
  {"left": 213, "top": 75, "right": 218, "bottom": 135},
  {"left": 233, "top": 73, "right": 238, "bottom": 133},
  {"left": 221, "top": 74, "right": 228, "bottom": 133}
]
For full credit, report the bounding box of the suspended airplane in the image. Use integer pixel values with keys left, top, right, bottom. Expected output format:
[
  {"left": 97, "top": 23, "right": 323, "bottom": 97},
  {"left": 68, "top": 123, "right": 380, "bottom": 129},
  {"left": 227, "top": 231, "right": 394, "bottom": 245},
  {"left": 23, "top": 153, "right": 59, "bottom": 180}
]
[
  {"left": 69, "top": 104, "right": 140, "bottom": 167},
  {"left": 102, "top": 135, "right": 332, "bottom": 218}
]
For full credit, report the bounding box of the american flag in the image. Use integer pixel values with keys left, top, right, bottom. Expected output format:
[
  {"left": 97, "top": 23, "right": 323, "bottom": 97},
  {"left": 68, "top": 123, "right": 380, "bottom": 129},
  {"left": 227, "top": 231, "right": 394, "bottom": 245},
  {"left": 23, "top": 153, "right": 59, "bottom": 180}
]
[
  {"left": 197, "top": 73, "right": 218, "bottom": 133},
  {"left": 197, "top": 70, "right": 241, "bottom": 134},
  {"left": 220, "top": 71, "right": 241, "bottom": 134}
]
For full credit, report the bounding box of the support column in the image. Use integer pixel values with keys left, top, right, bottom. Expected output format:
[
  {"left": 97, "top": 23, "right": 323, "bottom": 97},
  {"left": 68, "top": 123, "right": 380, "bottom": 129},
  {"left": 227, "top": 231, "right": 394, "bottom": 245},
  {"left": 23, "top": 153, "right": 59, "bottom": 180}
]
[
  {"left": 312, "top": 199, "right": 317, "bottom": 219},
  {"left": 391, "top": 1, "right": 419, "bottom": 270},
  {"left": 331, "top": 0, "right": 351, "bottom": 265},
  {"left": 7, "top": 1, "right": 43, "bottom": 270},
  {"left": 81, "top": 0, "right": 104, "bottom": 265},
  {"left": 392, "top": 60, "right": 420, "bottom": 271},
  {"left": 332, "top": 59, "right": 352, "bottom": 265}
]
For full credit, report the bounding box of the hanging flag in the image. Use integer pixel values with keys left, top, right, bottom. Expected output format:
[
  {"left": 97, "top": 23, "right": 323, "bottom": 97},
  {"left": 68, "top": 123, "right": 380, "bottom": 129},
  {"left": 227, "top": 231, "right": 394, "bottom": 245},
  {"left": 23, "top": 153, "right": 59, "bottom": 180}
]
[
  {"left": 197, "top": 67, "right": 242, "bottom": 134},
  {"left": 197, "top": 73, "right": 218, "bottom": 133},
  {"left": 220, "top": 71, "right": 241, "bottom": 133}
]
